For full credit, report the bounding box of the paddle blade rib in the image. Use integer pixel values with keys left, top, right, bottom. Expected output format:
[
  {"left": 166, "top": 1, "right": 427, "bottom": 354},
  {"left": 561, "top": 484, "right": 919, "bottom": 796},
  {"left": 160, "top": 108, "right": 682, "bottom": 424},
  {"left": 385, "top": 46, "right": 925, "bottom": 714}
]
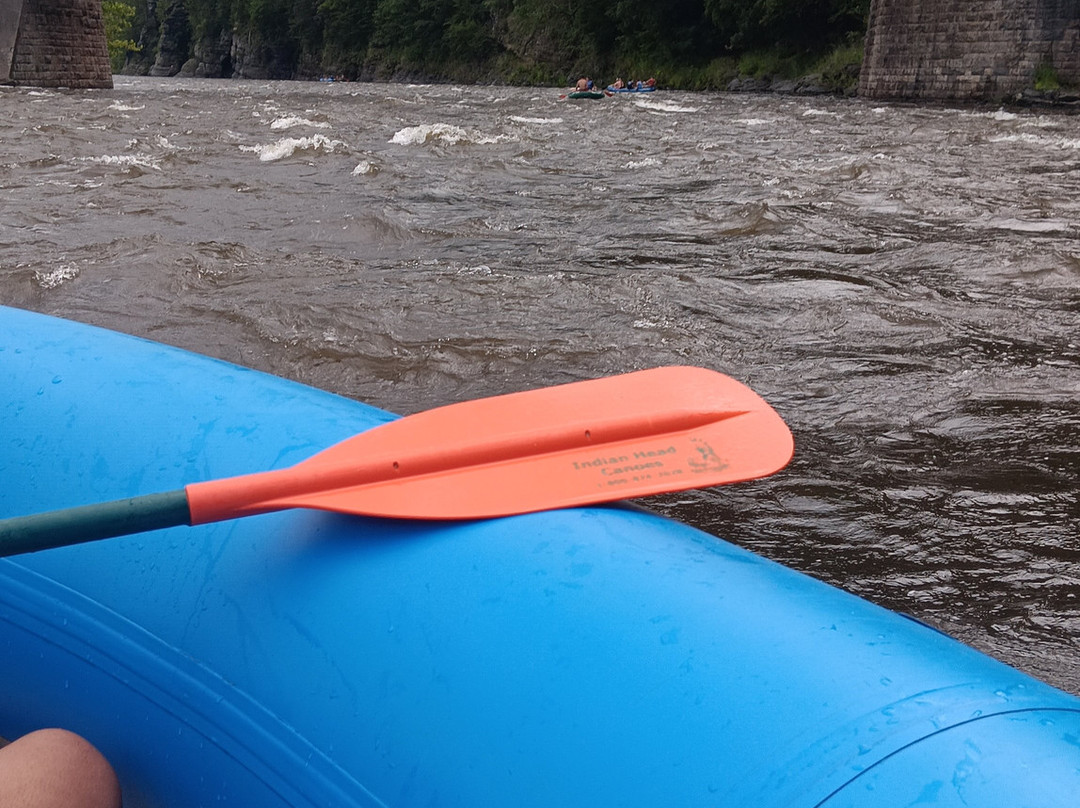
[{"left": 187, "top": 366, "right": 793, "bottom": 522}]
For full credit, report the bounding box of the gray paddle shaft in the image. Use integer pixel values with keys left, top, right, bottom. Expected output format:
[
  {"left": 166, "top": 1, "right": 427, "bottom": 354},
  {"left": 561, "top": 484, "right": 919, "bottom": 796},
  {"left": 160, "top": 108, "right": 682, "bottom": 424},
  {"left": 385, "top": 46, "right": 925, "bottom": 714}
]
[{"left": 0, "top": 490, "right": 191, "bottom": 557}]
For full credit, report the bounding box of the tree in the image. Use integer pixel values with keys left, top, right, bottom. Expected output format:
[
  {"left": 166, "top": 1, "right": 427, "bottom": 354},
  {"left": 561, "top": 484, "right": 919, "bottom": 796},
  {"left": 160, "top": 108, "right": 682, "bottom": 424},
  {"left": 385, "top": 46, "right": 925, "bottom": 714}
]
[
  {"left": 704, "top": 0, "right": 869, "bottom": 53},
  {"left": 103, "top": 1, "right": 141, "bottom": 71}
]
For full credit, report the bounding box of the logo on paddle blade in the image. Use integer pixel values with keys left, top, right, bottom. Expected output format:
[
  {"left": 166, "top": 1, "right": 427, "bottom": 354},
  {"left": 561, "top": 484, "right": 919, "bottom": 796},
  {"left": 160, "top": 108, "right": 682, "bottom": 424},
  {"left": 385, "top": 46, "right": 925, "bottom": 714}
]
[{"left": 687, "top": 439, "right": 728, "bottom": 473}]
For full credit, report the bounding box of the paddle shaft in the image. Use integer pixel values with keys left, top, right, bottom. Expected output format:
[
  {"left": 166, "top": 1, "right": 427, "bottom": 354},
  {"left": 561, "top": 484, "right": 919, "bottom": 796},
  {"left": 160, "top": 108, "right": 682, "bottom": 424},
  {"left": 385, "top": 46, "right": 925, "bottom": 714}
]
[{"left": 0, "top": 491, "right": 191, "bottom": 556}]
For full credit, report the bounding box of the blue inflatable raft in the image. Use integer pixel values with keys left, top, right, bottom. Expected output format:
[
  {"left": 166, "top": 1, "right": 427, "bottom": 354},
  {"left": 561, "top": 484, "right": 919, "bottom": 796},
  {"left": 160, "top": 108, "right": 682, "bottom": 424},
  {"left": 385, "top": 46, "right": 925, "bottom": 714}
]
[{"left": 2, "top": 305, "right": 1080, "bottom": 807}]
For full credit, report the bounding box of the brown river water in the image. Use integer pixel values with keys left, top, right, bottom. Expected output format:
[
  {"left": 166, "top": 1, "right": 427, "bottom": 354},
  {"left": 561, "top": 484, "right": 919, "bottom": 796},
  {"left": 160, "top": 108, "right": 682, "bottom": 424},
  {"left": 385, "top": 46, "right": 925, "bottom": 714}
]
[{"left": 1, "top": 76, "right": 1078, "bottom": 692}]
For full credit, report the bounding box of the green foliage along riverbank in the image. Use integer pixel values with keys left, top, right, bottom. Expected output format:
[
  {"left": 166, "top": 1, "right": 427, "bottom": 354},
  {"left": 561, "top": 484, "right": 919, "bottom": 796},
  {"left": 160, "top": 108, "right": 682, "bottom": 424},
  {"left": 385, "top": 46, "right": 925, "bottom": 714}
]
[{"left": 108, "top": 0, "right": 869, "bottom": 92}]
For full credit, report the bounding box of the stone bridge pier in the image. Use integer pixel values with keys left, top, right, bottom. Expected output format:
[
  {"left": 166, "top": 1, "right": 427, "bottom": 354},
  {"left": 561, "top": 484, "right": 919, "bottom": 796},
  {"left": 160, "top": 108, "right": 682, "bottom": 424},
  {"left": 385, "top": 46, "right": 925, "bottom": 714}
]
[
  {"left": 1, "top": 0, "right": 112, "bottom": 88},
  {"left": 861, "top": 0, "right": 1080, "bottom": 100}
]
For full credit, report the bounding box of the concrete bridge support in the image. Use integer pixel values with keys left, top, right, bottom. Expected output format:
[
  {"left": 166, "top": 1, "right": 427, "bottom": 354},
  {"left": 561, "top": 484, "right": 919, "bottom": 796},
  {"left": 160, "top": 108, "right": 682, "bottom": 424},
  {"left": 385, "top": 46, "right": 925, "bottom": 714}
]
[
  {"left": 861, "top": 0, "right": 1080, "bottom": 101},
  {"left": 1, "top": 0, "right": 112, "bottom": 88},
  {"left": 1, "top": 0, "right": 21, "bottom": 80}
]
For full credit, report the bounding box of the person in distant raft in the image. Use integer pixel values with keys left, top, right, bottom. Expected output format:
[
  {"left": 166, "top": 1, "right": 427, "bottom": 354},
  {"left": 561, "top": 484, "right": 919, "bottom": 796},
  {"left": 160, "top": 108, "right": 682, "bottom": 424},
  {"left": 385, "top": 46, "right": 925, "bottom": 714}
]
[{"left": 0, "top": 729, "right": 121, "bottom": 808}]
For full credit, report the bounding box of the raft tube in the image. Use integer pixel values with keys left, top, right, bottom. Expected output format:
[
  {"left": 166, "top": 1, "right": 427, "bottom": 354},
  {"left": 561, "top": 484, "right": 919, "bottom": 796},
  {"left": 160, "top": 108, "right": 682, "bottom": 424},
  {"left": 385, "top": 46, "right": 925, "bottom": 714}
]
[
  {"left": 567, "top": 90, "right": 607, "bottom": 99},
  {"left": 2, "top": 305, "right": 1080, "bottom": 807},
  {"left": 606, "top": 85, "right": 656, "bottom": 93}
]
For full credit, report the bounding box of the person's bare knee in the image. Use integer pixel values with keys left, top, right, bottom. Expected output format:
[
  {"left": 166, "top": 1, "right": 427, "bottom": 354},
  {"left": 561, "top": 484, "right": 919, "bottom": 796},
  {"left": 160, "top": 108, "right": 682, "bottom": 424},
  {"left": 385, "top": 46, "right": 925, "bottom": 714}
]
[{"left": 0, "top": 728, "right": 121, "bottom": 808}]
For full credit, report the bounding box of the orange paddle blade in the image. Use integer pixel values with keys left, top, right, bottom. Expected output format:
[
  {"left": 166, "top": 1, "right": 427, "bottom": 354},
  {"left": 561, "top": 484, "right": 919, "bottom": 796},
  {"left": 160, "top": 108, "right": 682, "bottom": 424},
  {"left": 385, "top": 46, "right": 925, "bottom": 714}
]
[{"left": 186, "top": 366, "right": 793, "bottom": 523}]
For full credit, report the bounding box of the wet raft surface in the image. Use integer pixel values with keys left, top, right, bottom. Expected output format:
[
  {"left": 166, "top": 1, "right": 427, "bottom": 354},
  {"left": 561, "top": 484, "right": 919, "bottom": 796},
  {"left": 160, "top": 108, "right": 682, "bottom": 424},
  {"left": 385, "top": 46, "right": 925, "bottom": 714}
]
[{"left": 2, "top": 307, "right": 1080, "bottom": 807}]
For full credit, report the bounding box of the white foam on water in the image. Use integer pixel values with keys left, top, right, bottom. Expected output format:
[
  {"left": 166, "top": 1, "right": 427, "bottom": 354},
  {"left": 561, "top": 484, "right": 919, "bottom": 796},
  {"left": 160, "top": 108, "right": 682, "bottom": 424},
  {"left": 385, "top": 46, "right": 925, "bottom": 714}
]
[
  {"left": 76, "top": 154, "right": 161, "bottom": 170},
  {"left": 624, "top": 157, "right": 661, "bottom": 169},
  {"left": 154, "top": 135, "right": 182, "bottom": 150},
  {"left": 981, "top": 216, "right": 1072, "bottom": 234},
  {"left": 241, "top": 134, "right": 349, "bottom": 162},
  {"left": 390, "top": 123, "right": 503, "bottom": 145},
  {"left": 1020, "top": 116, "right": 1071, "bottom": 130},
  {"left": 125, "top": 135, "right": 188, "bottom": 154},
  {"left": 270, "top": 115, "right": 331, "bottom": 130},
  {"left": 632, "top": 97, "right": 698, "bottom": 114},
  {"left": 352, "top": 160, "right": 377, "bottom": 175},
  {"left": 508, "top": 115, "right": 563, "bottom": 125},
  {"left": 988, "top": 132, "right": 1080, "bottom": 150},
  {"left": 35, "top": 263, "right": 80, "bottom": 289}
]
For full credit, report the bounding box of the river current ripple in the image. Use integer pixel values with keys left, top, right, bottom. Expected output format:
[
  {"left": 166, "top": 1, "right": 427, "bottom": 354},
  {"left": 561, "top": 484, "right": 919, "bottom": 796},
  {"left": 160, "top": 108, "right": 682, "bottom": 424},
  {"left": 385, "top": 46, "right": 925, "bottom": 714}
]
[{"left": 2, "top": 77, "right": 1079, "bottom": 692}]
